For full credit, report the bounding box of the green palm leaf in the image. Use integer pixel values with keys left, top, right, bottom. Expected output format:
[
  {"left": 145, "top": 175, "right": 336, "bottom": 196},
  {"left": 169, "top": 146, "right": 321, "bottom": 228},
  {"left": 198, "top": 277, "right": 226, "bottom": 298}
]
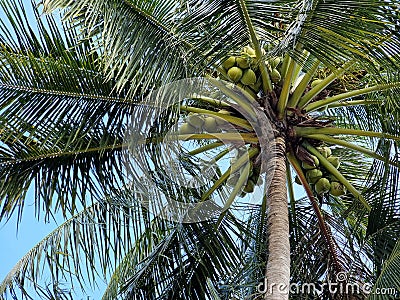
[
  {"left": 43, "top": 0, "right": 192, "bottom": 96},
  {"left": 0, "top": 192, "right": 143, "bottom": 299}
]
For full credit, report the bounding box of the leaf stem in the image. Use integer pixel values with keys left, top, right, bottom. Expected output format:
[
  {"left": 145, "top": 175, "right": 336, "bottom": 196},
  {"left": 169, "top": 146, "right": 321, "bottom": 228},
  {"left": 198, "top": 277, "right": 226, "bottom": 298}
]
[
  {"left": 297, "top": 60, "right": 355, "bottom": 108},
  {"left": 201, "top": 147, "right": 259, "bottom": 201},
  {"left": 188, "top": 142, "right": 224, "bottom": 156},
  {"left": 294, "top": 126, "right": 400, "bottom": 141},
  {"left": 238, "top": 0, "right": 272, "bottom": 92},
  {"left": 305, "top": 82, "right": 400, "bottom": 112},
  {"left": 286, "top": 160, "right": 298, "bottom": 241},
  {"left": 179, "top": 105, "right": 253, "bottom": 131},
  {"left": 301, "top": 134, "right": 400, "bottom": 168},
  {"left": 207, "top": 78, "right": 258, "bottom": 119},
  {"left": 216, "top": 161, "right": 251, "bottom": 226},
  {"left": 188, "top": 94, "right": 231, "bottom": 107},
  {"left": 328, "top": 99, "right": 381, "bottom": 108},
  {"left": 287, "top": 152, "right": 342, "bottom": 272},
  {"left": 287, "top": 60, "right": 320, "bottom": 108},
  {"left": 176, "top": 133, "right": 258, "bottom": 144},
  {"left": 277, "top": 57, "right": 296, "bottom": 120}
]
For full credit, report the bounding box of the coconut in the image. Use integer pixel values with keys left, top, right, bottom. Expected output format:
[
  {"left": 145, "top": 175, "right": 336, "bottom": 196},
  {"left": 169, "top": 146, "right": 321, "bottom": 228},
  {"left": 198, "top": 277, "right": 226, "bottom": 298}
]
[
  {"left": 243, "top": 46, "right": 256, "bottom": 56},
  {"left": 270, "top": 68, "right": 281, "bottom": 83},
  {"left": 270, "top": 57, "right": 281, "bottom": 68},
  {"left": 265, "top": 43, "right": 274, "bottom": 52},
  {"left": 315, "top": 178, "right": 331, "bottom": 195},
  {"left": 306, "top": 169, "right": 323, "bottom": 184},
  {"left": 187, "top": 114, "right": 205, "bottom": 129},
  {"left": 240, "top": 69, "right": 257, "bottom": 85},
  {"left": 317, "top": 146, "right": 332, "bottom": 158},
  {"left": 203, "top": 116, "right": 218, "bottom": 132},
  {"left": 227, "top": 66, "right": 243, "bottom": 82},
  {"left": 243, "top": 179, "right": 255, "bottom": 193},
  {"left": 222, "top": 56, "right": 236, "bottom": 69},
  {"left": 327, "top": 156, "right": 340, "bottom": 168},
  {"left": 179, "top": 123, "right": 196, "bottom": 135},
  {"left": 311, "top": 79, "right": 323, "bottom": 88},
  {"left": 330, "top": 181, "right": 346, "bottom": 196},
  {"left": 302, "top": 155, "right": 320, "bottom": 170},
  {"left": 236, "top": 57, "right": 250, "bottom": 69}
]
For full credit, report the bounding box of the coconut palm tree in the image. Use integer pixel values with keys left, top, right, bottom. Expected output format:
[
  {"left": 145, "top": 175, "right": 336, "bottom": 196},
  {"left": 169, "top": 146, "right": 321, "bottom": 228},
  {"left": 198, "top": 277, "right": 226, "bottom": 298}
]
[{"left": 0, "top": 0, "right": 399, "bottom": 299}]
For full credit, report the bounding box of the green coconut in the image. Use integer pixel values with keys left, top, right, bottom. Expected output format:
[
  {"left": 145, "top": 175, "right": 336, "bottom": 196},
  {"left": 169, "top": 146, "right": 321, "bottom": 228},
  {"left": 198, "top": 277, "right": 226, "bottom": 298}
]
[
  {"left": 317, "top": 146, "right": 332, "bottom": 158},
  {"left": 243, "top": 179, "right": 255, "bottom": 193},
  {"left": 315, "top": 178, "right": 331, "bottom": 195},
  {"left": 222, "top": 56, "right": 236, "bottom": 69},
  {"left": 302, "top": 155, "right": 320, "bottom": 170},
  {"left": 270, "top": 68, "right": 281, "bottom": 83},
  {"left": 311, "top": 79, "right": 323, "bottom": 88},
  {"left": 227, "top": 66, "right": 243, "bottom": 82},
  {"left": 243, "top": 46, "right": 256, "bottom": 56},
  {"left": 270, "top": 57, "right": 281, "bottom": 68},
  {"left": 187, "top": 114, "right": 205, "bottom": 129},
  {"left": 327, "top": 156, "right": 340, "bottom": 168},
  {"left": 236, "top": 57, "right": 250, "bottom": 69},
  {"left": 179, "top": 123, "right": 196, "bottom": 135},
  {"left": 240, "top": 69, "right": 257, "bottom": 85},
  {"left": 330, "top": 181, "right": 346, "bottom": 196},
  {"left": 306, "top": 169, "right": 323, "bottom": 184},
  {"left": 203, "top": 116, "right": 218, "bottom": 133}
]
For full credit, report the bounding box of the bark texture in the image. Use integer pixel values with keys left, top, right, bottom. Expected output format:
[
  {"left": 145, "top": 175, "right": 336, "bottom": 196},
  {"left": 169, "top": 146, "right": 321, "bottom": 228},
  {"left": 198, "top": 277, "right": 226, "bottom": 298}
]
[{"left": 264, "top": 136, "right": 290, "bottom": 300}]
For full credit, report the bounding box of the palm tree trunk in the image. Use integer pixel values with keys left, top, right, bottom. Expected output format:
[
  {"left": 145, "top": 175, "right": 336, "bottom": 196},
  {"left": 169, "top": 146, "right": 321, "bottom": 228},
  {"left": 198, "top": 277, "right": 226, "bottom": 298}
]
[{"left": 264, "top": 136, "right": 290, "bottom": 300}]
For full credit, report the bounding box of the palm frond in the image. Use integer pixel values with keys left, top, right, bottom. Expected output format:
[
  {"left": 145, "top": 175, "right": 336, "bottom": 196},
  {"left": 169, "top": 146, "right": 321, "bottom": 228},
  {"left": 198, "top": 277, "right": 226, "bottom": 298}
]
[
  {"left": 0, "top": 190, "right": 146, "bottom": 300},
  {"left": 43, "top": 0, "right": 192, "bottom": 96},
  {"left": 0, "top": 0, "right": 143, "bottom": 221},
  {"left": 286, "top": 1, "right": 400, "bottom": 72},
  {"left": 101, "top": 214, "right": 252, "bottom": 300},
  {"left": 177, "top": 0, "right": 293, "bottom": 67},
  {"left": 367, "top": 236, "right": 400, "bottom": 300}
]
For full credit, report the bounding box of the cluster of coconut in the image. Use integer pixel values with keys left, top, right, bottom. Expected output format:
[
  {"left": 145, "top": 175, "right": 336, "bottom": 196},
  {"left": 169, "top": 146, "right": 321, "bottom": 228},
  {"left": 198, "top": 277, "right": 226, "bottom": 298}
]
[
  {"left": 178, "top": 110, "right": 231, "bottom": 135},
  {"left": 220, "top": 46, "right": 283, "bottom": 95},
  {"left": 226, "top": 148, "right": 263, "bottom": 195},
  {"left": 296, "top": 146, "right": 346, "bottom": 197}
]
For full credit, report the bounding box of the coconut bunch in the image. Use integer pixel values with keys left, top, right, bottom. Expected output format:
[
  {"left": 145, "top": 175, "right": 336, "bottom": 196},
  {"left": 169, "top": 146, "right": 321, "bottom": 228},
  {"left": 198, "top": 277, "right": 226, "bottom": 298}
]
[
  {"left": 178, "top": 110, "right": 231, "bottom": 134},
  {"left": 226, "top": 148, "right": 263, "bottom": 196},
  {"left": 220, "top": 46, "right": 283, "bottom": 96},
  {"left": 296, "top": 146, "right": 346, "bottom": 197},
  {"left": 221, "top": 46, "right": 260, "bottom": 95}
]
